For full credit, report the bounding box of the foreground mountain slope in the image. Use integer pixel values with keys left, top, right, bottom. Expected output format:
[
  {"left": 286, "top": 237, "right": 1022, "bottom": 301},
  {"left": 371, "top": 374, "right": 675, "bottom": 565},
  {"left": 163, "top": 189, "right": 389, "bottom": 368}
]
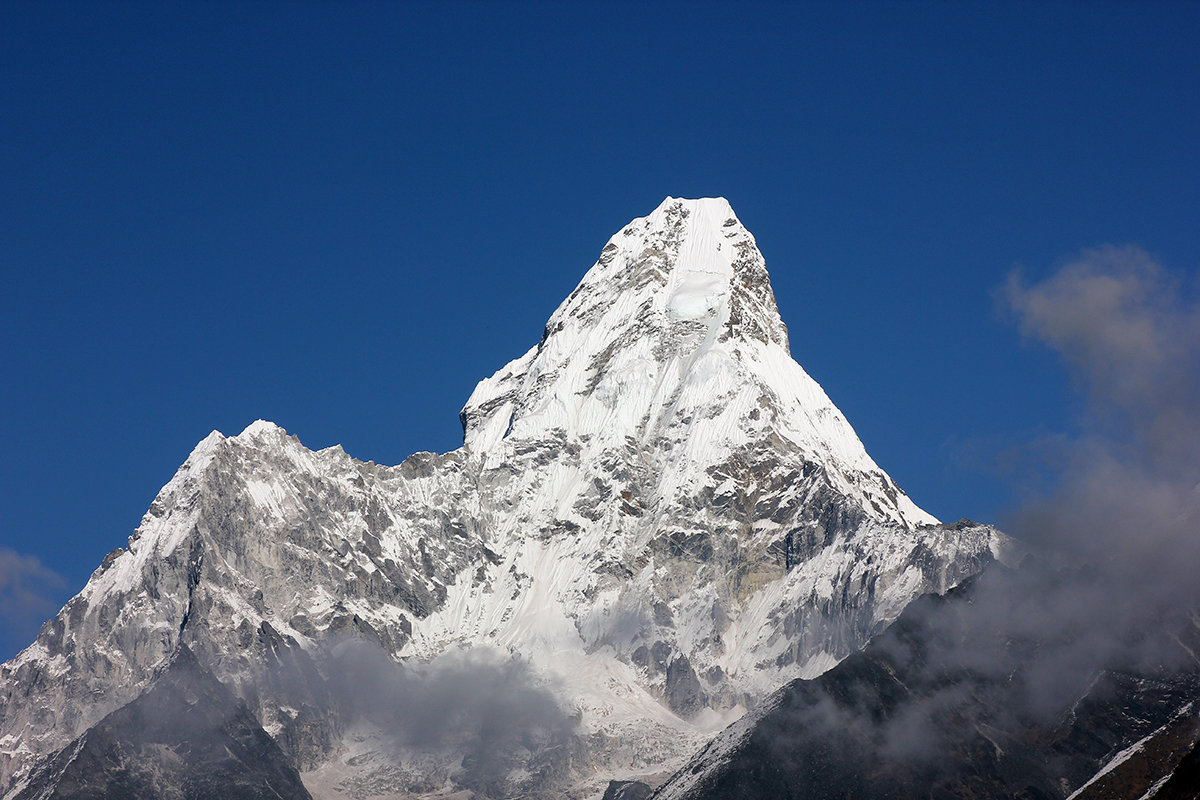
[
  {"left": 652, "top": 562, "right": 1200, "bottom": 800},
  {"left": 0, "top": 197, "right": 1010, "bottom": 799}
]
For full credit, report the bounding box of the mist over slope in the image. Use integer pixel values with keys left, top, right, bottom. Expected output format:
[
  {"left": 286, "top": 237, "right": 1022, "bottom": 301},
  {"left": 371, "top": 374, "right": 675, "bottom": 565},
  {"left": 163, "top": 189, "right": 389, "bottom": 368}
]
[{"left": 653, "top": 246, "right": 1200, "bottom": 800}]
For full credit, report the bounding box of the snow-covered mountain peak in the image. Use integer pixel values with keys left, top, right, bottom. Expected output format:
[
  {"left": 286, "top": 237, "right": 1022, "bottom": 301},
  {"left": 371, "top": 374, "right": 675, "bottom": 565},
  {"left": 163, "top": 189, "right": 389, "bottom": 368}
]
[
  {"left": 458, "top": 196, "right": 789, "bottom": 456},
  {"left": 191, "top": 428, "right": 226, "bottom": 457},
  {"left": 238, "top": 419, "right": 284, "bottom": 439},
  {"left": 548, "top": 195, "right": 788, "bottom": 352},
  {"left": 0, "top": 196, "right": 1015, "bottom": 800},
  {"left": 460, "top": 197, "right": 936, "bottom": 528}
]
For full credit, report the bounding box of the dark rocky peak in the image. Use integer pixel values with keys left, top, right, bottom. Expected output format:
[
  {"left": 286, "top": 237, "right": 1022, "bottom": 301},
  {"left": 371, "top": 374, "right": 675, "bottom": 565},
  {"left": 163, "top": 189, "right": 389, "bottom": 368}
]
[{"left": 13, "top": 644, "right": 312, "bottom": 800}]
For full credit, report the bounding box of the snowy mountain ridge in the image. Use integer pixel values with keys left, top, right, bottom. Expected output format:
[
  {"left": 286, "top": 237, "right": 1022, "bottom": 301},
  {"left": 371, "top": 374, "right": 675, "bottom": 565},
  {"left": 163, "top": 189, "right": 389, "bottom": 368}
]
[{"left": 0, "top": 197, "right": 1009, "bottom": 799}]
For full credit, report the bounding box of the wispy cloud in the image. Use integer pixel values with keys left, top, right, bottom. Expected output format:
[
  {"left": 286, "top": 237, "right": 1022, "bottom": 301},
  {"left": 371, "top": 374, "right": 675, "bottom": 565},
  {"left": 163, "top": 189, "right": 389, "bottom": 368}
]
[
  {"left": 1001, "top": 245, "right": 1200, "bottom": 597},
  {"left": 896, "top": 243, "right": 1200, "bottom": 741},
  {"left": 0, "top": 548, "right": 67, "bottom": 658}
]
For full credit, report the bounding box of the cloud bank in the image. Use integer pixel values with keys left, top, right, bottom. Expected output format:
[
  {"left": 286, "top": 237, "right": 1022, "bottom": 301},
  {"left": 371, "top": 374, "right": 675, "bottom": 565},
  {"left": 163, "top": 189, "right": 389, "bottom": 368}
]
[
  {"left": 1002, "top": 245, "right": 1200, "bottom": 606},
  {"left": 324, "top": 641, "right": 578, "bottom": 795}
]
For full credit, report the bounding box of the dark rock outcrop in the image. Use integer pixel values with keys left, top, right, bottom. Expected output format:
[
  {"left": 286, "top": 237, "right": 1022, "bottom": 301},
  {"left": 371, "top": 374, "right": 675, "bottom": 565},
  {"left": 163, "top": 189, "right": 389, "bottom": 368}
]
[
  {"left": 14, "top": 645, "right": 311, "bottom": 800},
  {"left": 604, "top": 779, "right": 654, "bottom": 800}
]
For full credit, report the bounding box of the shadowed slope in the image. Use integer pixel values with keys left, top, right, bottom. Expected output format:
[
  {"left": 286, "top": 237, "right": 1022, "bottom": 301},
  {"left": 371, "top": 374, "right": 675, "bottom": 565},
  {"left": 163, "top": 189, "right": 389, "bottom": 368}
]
[{"left": 13, "top": 646, "right": 311, "bottom": 800}]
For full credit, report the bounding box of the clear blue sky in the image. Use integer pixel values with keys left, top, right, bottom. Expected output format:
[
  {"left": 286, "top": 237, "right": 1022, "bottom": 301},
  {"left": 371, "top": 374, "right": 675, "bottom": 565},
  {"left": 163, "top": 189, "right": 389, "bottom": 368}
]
[{"left": 2, "top": 1, "right": 1197, "bottom": 657}]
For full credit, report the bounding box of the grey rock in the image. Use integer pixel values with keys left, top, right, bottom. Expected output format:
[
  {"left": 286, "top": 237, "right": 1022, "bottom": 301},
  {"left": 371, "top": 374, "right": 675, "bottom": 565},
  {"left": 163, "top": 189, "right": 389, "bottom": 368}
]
[{"left": 604, "top": 779, "right": 654, "bottom": 800}]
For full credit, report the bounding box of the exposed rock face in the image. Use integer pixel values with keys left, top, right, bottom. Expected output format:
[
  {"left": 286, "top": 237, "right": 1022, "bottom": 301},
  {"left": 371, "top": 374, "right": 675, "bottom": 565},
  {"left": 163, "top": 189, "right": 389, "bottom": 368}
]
[
  {"left": 12, "top": 646, "right": 311, "bottom": 800},
  {"left": 651, "top": 563, "right": 1200, "bottom": 800},
  {"left": 0, "top": 198, "right": 1010, "bottom": 799},
  {"left": 1152, "top": 740, "right": 1200, "bottom": 799}
]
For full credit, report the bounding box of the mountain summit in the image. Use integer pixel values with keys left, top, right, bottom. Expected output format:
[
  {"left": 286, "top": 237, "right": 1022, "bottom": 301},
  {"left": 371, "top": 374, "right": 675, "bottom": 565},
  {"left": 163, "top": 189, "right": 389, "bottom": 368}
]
[
  {"left": 464, "top": 197, "right": 936, "bottom": 528},
  {"left": 0, "top": 198, "right": 1007, "bottom": 799}
]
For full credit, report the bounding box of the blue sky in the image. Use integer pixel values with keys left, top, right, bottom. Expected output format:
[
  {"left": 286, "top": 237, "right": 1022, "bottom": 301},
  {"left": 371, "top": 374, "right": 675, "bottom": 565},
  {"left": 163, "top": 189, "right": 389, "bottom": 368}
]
[{"left": 1, "top": 1, "right": 1197, "bottom": 658}]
